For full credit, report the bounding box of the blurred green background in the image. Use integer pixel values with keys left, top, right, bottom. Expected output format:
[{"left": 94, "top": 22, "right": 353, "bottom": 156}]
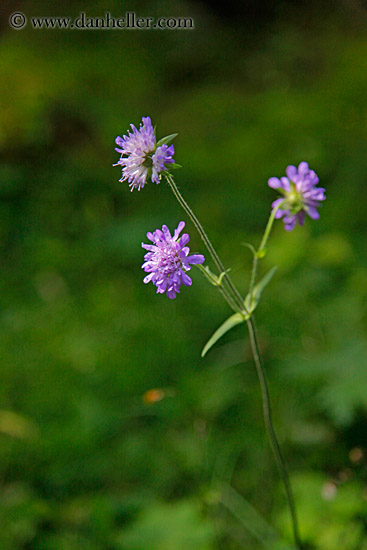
[{"left": 1, "top": 0, "right": 367, "bottom": 548}]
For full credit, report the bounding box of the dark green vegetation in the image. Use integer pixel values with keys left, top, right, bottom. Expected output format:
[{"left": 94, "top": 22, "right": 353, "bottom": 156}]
[{"left": 0, "top": 1, "right": 367, "bottom": 548}]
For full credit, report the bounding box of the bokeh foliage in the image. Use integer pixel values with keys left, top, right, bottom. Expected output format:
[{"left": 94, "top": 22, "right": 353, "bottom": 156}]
[{"left": 0, "top": 0, "right": 367, "bottom": 548}]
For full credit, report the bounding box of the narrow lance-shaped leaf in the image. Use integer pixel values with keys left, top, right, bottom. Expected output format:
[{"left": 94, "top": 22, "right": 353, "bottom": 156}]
[
  {"left": 156, "top": 133, "right": 178, "bottom": 147},
  {"left": 197, "top": 264, "right": 231, "bottom": 287},
  {"left": 201, "top": 312, "right": 246, "bottom": 358},
  {"left": 244, "top": 266, "right": 278, "bottom": 313},
  {"left": 241, "top": 242, "right": 257, "bottom": 256}
]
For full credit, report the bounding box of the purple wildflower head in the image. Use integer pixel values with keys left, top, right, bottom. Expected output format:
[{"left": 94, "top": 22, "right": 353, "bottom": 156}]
[
  {"left": 268, "top": 162, "right": 326, "bottom": 230},
  {"left": 114, "top": 116, "right": 175, "bottom": 191},
  {"left": 141, "top": 221, "right": 205, "bottom": 299}
]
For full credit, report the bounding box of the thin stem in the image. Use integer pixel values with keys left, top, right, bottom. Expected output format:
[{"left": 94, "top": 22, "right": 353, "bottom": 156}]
[
  {"left": 258, "top": 206, "right": 279, "bottom": 255},
  {"left": 218, "top": 287, "right": 241, "bottom": 313},
  {"left": 165, "top": 171, "right": 300, "bottom": 544},
  {"left": 248, "top": 202, "right": 284, "bottom": 300},
  {"left": 196, "top": 264, "right": 241, "bottom": 314},
  {"left": 248, "top": 252, "right": 259, "bottom": 300},
  {"left": 246, "top": 317, "right": 302, "bottom": 550},
  {"left": 165, "top": 174, "right": 246, "bottom": 312}
]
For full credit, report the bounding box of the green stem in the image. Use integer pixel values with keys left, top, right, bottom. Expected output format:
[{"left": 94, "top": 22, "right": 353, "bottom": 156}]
[
  {"left": 246, "top": 317, "right": 302, "bottom": 550},
  {"left": 166, "top": 173, "right": 300, "bottom": 545},
  {"left": 258, "top": 205, "right": 280, "bottom": 255},
  {"left": 248, "top": 203, "right": 283, "bottom": 299},
  {"left": 165, "top": 174, "right": 245, "bottom": 312},
  {"left": 196, "top": 264, "right": 241, "bottom": 314},
  {"left": 248, "top": 252, "right": 259, "bottom": 302}
]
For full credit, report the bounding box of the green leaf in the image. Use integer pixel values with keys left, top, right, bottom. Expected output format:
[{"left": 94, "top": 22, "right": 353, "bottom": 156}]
[
  {"left": 196, "top": 264, "right": 231, "bottom": 287},
  {"left": 201, "top": 312, "right": 246, "bottom": 357},
  {"left": 196, "top": 264, "right": 217, "bottom": 286},
  {"left": 244, "top": 266, "right": 278, "bottom": 313},
  {"left": 169, "top": 163, "right": 182, "bottom": 169},
  {"left": 156, "top": 133, "right": 178, "bottom": 147},
  {"left": 241, "top": 242, "right": 257, "bottom": 256},
  {"left": 217, "top": 269, "right": 231, "bottom": 285}
]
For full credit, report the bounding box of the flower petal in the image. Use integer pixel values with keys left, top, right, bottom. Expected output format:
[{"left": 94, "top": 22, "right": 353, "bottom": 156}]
[
  {"left": 186, "top": 254, "right": 205, "bottom": 265},
  {"left": 297, "top": 211, "right": 305, "bottom": 226},
  {"left": 298, "top": 161, "right": 309, "bottom": 175},
  {"left": 284, "top": 214, "right": 297, "bottom": 231},
  {"left": 180, "top": 233, "right": 190, "bottom": 246},
  {"left": 181, "top": 272, "right": 192, "bottom": 286},
  {"left": 286, "top": 165, "right": 297, "bottom": 180},
  {"left": 306, "top": 206, "right": 320, "bottom": 220},
  {"left": 166, "top": 288, "right": 177, "bottom": 299},
  {"left": 143, "top": 273, "right": 154, "bottom": 284},
  {"left": 280, "top": 177, "right": 291, "bottom": 192},
  {"left": 173, "top": 221, "right": 185, "bottom": 240},
  {"left": 268, "top": 177, "right": 281, "bottom": 189}
]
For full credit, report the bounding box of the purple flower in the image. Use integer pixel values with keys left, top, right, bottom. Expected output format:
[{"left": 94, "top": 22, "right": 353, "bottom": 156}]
[
  {"left": 141, "top": 222, "right": 205, "bottom": 299},
  {"left": 268, "top": 162, "right": 326, "bottom": 230},
  {"left": 114, "top": 116, "right": 175, "bottom": 191}
]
